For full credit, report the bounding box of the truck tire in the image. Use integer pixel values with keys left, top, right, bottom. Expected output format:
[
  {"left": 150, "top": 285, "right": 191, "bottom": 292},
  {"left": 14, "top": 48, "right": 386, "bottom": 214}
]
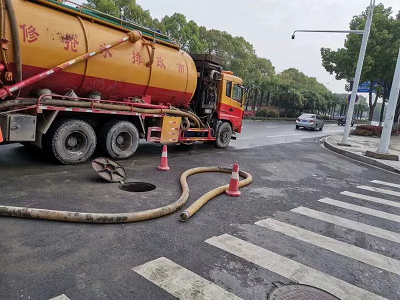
[
  {"left": 49, "top": 119, "right": 97, "bottom": 165},
  {"left": 215, "top": 122, "right": 232, "bottom": 148},
  {"left": 99, "top": 120, "right": 139, "bottom": 160}
]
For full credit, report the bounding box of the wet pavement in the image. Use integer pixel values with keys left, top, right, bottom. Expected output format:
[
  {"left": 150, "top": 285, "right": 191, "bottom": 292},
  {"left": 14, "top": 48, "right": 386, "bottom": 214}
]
[{"left": 1, "top": 120, "right": 399, "bottom": 300}]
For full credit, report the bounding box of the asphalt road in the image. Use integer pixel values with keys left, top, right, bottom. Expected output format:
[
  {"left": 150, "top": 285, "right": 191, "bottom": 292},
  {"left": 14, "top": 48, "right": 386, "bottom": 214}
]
[
  {"left": 231, "top": 120, "right": 344, "bottom": 149},
  {"left": 1, "top": 121, "right": 399, "bottom": 300}
]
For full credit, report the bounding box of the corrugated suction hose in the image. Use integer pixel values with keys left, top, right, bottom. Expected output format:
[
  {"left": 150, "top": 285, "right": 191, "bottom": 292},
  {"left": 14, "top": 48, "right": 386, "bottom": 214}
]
[{"left": 0, "top": 166, "right": 252, "bottom": 223}]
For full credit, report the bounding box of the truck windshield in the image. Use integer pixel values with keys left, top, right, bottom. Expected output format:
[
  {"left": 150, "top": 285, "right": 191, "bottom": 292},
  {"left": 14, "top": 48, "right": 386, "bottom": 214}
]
[{"left": 232, "top": 84, "right": 242, "bottom": 103}]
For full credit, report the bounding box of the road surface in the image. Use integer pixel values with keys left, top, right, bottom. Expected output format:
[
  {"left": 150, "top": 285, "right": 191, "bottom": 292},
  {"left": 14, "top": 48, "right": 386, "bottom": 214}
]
[
  {"left": 1, "top": 120, "right": 399, "bottom": 300},
  {"left": 231, "top": 120, "right": 344, "bottom": 149}
]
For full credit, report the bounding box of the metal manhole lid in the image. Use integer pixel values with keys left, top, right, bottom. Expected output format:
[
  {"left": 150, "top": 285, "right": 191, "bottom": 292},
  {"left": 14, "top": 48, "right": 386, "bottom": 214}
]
[
  {"left": 92, "top": 157, "right": 126, "bottom": 182},
  {"left": 268, "top": 284, "right": 340, "bottom": 300}
]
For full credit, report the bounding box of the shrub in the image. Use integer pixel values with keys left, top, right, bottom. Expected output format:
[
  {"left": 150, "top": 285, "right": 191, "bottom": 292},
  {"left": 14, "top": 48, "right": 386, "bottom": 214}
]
[
  {"left": 352, "top": 125, "right": 382, "bottom": 136},
  {"left": 255, "top": 107, "right": 280, "bottom": 118},
  {"left": 351, "top": 125, "right": 398, "bottom": 137},
  {"left": 351, "top": 129, "right": 376, "bottom": 136}
]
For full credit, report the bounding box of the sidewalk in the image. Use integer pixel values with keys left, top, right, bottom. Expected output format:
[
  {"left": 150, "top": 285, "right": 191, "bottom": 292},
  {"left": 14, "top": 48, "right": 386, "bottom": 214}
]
[{"left": 324, "top": 134, "right": 400, "bottom": 174}]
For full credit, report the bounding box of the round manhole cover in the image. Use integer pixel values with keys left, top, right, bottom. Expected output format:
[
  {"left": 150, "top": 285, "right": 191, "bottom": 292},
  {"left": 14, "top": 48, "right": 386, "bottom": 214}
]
[
  {"left": 119, "top": 182, "right": 156, "bottom": 193},
  {"left": 268, "top": 284, "right": 340, "bottom": 300},
  {"left": 92, "top": 157, "right": 126, "bottom": 182}
]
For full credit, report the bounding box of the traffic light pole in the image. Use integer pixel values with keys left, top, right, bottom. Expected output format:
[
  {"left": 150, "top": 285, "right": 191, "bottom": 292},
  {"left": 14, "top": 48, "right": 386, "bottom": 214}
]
[
  {"left": 341, "top": 0, "right": 375, "bottom": 145},
  {"left": 378, "top": 47, "right": 400, "bottom": 154}
]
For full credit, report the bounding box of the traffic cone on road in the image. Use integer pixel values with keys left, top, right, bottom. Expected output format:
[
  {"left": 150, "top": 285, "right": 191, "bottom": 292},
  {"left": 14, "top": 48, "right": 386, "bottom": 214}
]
[
  {"left": 225, "top": 161, "right": 241, "bottom": 197},
  {"left": 0, "top": 126, "right": 3, "bottom": 143},
  {"left": 158, "top": 145, "right": 170, "bottom": 171}
]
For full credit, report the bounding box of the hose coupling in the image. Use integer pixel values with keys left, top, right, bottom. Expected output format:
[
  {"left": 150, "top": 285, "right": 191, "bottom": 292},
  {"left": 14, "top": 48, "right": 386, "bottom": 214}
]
[{"left": 179, "top": 211, "right": 190, "bottom": 222}]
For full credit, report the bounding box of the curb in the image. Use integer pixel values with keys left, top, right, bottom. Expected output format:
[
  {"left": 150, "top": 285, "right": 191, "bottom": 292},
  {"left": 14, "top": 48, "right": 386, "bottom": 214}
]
[{"left": 323, "top": 136, "right": 400, "bottom": 174}]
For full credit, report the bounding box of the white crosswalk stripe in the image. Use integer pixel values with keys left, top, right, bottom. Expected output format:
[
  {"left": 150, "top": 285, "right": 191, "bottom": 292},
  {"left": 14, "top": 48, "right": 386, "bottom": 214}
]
[
  {"left": 357, "top": 185, "right": 400, "bottom": 197},
  {"left": 255, "top": 218, "right": 400, "bottom": 275},
  {"left": 341, "top": 191, "right": 400, "bottom": 208},
  {"left": 371, "top": 180, "right": 400, "bottom": 189},
  {"left": 319, "top": 197, "right": 400, "bottom": 223},
  {"left": 49, "top": 295, "right": 70, "bottom": 300},
  {"left": 131, "top": 185, "right": 399, "bottom": 300},
  {"left": 292, "top": 206, "right": 400, "bottom": 244},
  {"left": 133, "top": 257, "right": 242, "bottom": 300},
  {"left": 205, "top": 234, "right": 388, "bottom": 300}
]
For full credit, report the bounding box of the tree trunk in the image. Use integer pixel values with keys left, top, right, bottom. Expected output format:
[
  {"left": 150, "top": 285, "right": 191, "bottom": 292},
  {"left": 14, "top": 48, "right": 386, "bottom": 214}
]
[
  {"left": 252, "top": 89, "right": 257, "bottom": 112},
  {"left": 266, "top": 91, "right": 271, "bottom": 106},
  {"left": 245, "top": 89, "right": 250, "bottom": 111},
  {"left": 260, "top": 90, "right": 264, "bottom": 109},
  {"left": 368, "top": 83, "right": 378, "bottom": 122}
]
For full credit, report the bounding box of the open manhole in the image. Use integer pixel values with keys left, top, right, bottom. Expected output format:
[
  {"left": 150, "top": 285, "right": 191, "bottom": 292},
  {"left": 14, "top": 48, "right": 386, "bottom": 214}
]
[
  {"left": 268, "top": 284, "right": 340, "bottom": 300},
  {"left": 92, "top": 157, "right": 156, "bottom": 193},
  {"left": 119, "top": 182, "right": 156, "bottom": 193}
]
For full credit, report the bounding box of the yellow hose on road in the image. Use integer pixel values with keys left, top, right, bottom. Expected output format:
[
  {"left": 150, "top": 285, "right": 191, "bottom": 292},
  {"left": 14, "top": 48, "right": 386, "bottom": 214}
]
[
  {"left": 0, "top": 166, "right": 252, "bottom": 223},
  {"left": 180, "top": 168, "right": 252, "bottom": 222}
]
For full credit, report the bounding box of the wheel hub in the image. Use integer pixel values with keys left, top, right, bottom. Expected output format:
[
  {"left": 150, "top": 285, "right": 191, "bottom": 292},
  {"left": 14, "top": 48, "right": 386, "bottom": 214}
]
[
  {"left": 116, "top": 134, "right": 125, "bottom": 145},
  {"left": 67, "top": 136, "right": 78, "bottom": 148},
  {"left": 221, "top": 130, "right": 229, "bottom": 142},
  {"left": 64, "top": 132, "right": 87, "bottom": 153},
  {"left": 115, "top": 132, "right": 132, "bottom": 151}
]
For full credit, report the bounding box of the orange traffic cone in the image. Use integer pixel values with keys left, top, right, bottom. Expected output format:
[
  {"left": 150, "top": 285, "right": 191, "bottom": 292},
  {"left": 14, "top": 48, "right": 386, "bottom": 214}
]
[
  {"left": 225, "top": 161, "right": 241, "bottom": 197},
  {"left": 158, "top": 145, "right": 170, "bottom": 171},
  {"left": 0, "top": 126, "right": 3, "bottom": 143}
]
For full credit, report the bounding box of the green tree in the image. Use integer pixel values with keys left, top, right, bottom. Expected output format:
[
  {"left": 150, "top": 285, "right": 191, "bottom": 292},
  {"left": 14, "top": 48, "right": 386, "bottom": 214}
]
[
  {"left": 321, "top": 4, "right": 400, "bottom": 121},
  {"left": 161, "top": 13, "right": 207, "bottom": 53},
  {"left": 84, "top": 0, "right": 154, "bottom": 27},
  {"left": 83, "top": 0, "right": 335, "bottom": 118}
]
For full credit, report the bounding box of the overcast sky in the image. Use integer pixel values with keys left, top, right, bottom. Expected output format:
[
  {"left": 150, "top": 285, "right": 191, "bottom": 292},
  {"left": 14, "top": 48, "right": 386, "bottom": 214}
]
[{"left": 76, "top": 0, "right": 400, "bottom": 93}]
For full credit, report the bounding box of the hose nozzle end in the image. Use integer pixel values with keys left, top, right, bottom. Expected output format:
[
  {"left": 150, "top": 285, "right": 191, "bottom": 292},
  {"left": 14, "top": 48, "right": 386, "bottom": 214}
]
[{"left": 180, "top": 211, "right": 190, "bottom": 222}]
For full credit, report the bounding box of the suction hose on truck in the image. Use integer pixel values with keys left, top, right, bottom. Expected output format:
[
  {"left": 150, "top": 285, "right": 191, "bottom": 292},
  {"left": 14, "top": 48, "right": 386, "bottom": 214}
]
[{"left": 0, "top": 167, "right": 252, "bottom": 223}]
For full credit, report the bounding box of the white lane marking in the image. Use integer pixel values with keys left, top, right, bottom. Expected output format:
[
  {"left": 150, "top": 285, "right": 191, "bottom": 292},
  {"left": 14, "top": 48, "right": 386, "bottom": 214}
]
[
  {"left": 266, "top": 134, "right": 302, "bottom": 138},
  {"left": 256, "top": 218, "right": 400, "bottom": 276},
  {"left": 206, "top": 234, "right": 387, "bottom": 300},
  {"left": 292, "top": 206, "right": 400, "bottom": 244},
  {"left": 341, "top": 191, "right": 400, "bottom": 208},
  {"left": 357, "top": 185, "right": 400, "bottom": 197},
  {"left": 133, "top": 257, "right": 242, "bottom": 300},
  {"left": 319, "top": 198, "right": 400, "bottom": 223},
  {"left": 371, "top": 180, "right": 400, "bottom": 189},
  {"left": 49, "top": 295, "right": 70, "bottom": 300}
]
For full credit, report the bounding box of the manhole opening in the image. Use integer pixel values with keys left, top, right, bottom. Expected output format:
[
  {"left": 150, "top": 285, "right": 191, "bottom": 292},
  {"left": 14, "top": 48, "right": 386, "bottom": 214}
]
[{"left": 119, "top": 182, "right": 156, "bottom": 193}]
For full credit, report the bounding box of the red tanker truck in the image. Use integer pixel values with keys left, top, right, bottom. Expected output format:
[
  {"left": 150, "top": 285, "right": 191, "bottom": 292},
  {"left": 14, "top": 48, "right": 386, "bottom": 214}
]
[{"left": 0, "top": 0, "right": 245, "bottom": 164}]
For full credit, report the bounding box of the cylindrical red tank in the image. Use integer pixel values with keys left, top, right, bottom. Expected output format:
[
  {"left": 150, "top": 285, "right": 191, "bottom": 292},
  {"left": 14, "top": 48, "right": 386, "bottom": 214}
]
[{"left": 3, "top": 0, "right": 198, "bottom": 107}]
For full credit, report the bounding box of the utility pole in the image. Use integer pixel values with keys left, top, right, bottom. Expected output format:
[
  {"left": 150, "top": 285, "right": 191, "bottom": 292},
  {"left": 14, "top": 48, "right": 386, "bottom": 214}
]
[
  {"left": 378, "top": 46, "right": 400, "bottom": 154},
  {"left": 341, "top": 0, "right": 375, "bottom": 145}
]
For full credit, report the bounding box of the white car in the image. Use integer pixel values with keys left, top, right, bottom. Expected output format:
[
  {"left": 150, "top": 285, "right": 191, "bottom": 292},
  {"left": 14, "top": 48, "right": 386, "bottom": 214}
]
[{"left": 296, "top": 113, "right": 324, "bottom": 131}]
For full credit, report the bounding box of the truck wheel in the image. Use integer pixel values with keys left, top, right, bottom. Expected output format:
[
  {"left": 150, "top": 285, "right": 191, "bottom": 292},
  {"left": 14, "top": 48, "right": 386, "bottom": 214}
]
[
  {"left": 99, "top": 120, "right": 139, "bottom": 160},
  {"left": 215, "top": 122, "right": 232, "bottom": 148},
  {"left": 49, "top": 119, "right": 97, "bottom": 165}
]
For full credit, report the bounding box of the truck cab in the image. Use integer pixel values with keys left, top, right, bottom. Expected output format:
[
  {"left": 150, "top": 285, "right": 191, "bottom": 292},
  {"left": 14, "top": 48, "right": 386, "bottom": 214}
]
[{"left": 218, "top": 72, "right": 245, "bottom": 134}]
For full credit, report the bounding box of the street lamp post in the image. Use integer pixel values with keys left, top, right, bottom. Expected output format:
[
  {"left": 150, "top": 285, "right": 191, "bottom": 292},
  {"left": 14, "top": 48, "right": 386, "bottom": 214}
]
[
  {"left": 378, "top": 46, "right": 400, "bottom": 154},
  {"left": 341, "top": 0, "right": 375, "bottom": 145},
  {"left": 292, "top": 0, "right": 376, "bottom": 146}
]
